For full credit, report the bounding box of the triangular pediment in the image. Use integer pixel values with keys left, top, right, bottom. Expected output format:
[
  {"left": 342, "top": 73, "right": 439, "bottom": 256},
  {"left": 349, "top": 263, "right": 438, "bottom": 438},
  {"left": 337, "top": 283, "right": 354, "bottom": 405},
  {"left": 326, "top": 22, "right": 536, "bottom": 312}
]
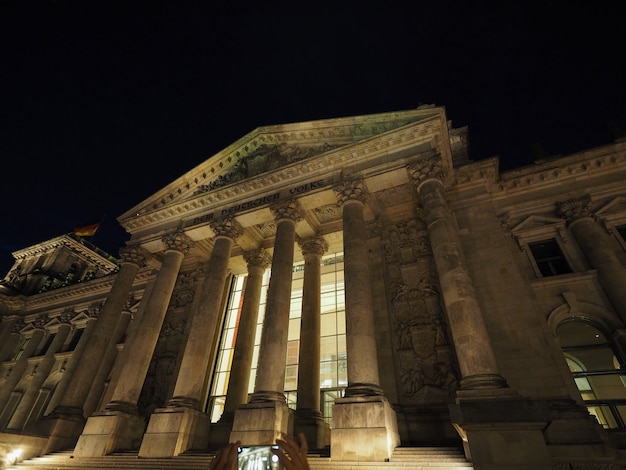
[
  {"left": 511, "top": 215, "right": 565, "bottom": 233},
  {"left": 596, "top": 196, "right": 626, "bottom": 220},
  {"left": 119, "top": 107, "right": 446, "bottom": 226}
]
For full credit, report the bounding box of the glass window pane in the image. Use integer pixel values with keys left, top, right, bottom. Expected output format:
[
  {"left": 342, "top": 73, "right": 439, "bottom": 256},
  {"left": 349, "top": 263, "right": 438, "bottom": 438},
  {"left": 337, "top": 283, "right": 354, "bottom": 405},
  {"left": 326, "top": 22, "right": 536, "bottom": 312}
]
[
  {"left": 321, "top": 314, "right": 337, "bottom": 336},
  {"left": 320, "top": 336, "right": 337, "bottom": 361},
  {"left": 288, "top": 318, "right": 301, "bottom": 341}
]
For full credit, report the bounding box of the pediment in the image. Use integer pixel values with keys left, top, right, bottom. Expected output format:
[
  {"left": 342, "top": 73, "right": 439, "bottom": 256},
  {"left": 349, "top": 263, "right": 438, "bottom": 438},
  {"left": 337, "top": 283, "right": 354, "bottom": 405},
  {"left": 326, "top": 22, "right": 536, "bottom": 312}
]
[
  {"left": 511, "top": 215, "right": 565, "bottom": 234},
  {"left": 596, "top": 196, "right": 626, "bottom": 221},
  {"left": 120, "top": 107, "right": 445, "bottom": 224}
]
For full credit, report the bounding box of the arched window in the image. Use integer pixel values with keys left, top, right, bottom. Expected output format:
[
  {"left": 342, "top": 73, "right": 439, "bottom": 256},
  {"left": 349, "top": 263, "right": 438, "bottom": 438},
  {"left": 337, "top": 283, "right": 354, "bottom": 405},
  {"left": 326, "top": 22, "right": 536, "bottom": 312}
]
[{"left": 557, "top": 320, "right": 626, "bottom": 429}]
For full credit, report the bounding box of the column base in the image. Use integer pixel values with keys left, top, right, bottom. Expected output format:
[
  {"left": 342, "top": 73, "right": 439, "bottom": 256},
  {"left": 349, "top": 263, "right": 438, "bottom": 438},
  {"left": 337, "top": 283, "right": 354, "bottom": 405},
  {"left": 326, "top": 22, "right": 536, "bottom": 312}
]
[
  {"left": 208, "top": 411, "right": 235, "bottom": 448},
  {"left": 449, "top": 397, "right": 552, "bottom": 470},
  {"left": 28, "top": 406, "right": 86, "bottom": 454},
  {"left": 73, "top": 410, "right": 146, "bottom": 457},
  {"left": 294, "top": 409, "right": 330, "bottom": 450},
  {"left": 331, "top": 394, "right": 400, "bottom": 461},
  {"left": 138, "top": 406, "right": 210, "bottom": 457},
  {"left": 230, "top": 400, "right": 293, "bottom": 445}
]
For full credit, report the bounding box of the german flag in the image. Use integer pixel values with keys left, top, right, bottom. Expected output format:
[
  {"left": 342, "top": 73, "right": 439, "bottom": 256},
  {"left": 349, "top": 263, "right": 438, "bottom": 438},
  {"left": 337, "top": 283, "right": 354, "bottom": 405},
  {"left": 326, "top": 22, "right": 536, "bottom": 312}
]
[{"left": 74, "top": 216, "right": 104, "bottom": 237}]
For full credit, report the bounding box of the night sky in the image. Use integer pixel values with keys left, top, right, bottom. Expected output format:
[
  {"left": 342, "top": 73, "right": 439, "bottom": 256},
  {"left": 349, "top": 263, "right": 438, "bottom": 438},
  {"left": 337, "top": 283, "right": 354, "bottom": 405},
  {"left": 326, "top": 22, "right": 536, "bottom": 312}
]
[{"left": 1, "top": 1, "right": 625, "bottom": 275}]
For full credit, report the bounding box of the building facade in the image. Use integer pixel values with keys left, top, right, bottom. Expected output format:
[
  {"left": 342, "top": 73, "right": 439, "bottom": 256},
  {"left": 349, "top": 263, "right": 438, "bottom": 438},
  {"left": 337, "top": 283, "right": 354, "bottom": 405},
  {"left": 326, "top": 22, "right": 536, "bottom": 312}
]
[{"left": 1, "top": 106, "right": 626, "bottom": 468}]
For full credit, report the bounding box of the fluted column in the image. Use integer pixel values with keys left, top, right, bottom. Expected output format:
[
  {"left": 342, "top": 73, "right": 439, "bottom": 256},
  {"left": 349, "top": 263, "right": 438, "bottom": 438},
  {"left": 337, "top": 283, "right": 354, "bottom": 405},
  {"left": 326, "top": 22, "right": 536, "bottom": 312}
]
[
  {"left": 0, "top": 319, "right": 47, "bottom": 423},
  {"left": 8, "top": 318, "right": 72, "bottom": 430},
  {"left": 251, "top": 199, "right": 303, "bottom": 403},
  {"left": 557, "top": 195, "right": 626, "bottom": 323},
  {"left": 294, "top": 235, "right": 329, "bottom": 448},
  {"left": 167, "top": 218, "right": 240, "bottom": 408},
  {"left": 222, "top": 248, "right": 271, "bottom": 419},
  {"left": 409, "top": 156, "right": 507, "bottom": 392},
  {"left": 104, "top": 231, "right": 193, "bottom": 414},
  {"left": 334, "top": 179, "right": 382, "bottom": 397},
  {"left": 49, "top": 245, "right": 146, "bottom": 418}
]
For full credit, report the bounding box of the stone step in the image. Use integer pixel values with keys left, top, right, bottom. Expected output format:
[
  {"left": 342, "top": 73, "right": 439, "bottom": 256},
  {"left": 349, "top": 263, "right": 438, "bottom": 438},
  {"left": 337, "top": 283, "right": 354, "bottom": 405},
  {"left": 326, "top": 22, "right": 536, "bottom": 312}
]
[{"left": 7, "top": 447, "right": 473, "bottom": 470}]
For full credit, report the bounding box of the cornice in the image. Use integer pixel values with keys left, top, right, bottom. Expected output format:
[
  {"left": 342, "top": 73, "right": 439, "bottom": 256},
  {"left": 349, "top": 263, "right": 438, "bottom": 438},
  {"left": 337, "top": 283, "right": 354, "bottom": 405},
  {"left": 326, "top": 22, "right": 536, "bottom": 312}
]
[
  {"left": 5, "top": 268, "right": 153, "bottom": 313},
  {"left": 120, "top": 113, "right": 448, "bottom": 236},
  {"left": 12, "top": 234, "right": 119, "bottom": 272},
  {"left": 496, "top": 144, "right": 626, "bottom": 192}
]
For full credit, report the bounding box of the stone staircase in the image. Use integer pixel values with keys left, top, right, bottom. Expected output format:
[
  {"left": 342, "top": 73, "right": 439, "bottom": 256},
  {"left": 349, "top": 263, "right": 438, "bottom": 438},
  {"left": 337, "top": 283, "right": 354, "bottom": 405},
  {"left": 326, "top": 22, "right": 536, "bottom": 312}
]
[{"left": 6, "top": 446, "right": 473, "bottom": 470}]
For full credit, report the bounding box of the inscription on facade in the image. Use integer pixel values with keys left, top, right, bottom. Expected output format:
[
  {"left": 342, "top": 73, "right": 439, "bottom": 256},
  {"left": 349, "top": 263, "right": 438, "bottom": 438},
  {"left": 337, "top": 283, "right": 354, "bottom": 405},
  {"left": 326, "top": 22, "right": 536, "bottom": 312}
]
[{"left": 188, "top": 179, "right": 325, "bottom": 227}]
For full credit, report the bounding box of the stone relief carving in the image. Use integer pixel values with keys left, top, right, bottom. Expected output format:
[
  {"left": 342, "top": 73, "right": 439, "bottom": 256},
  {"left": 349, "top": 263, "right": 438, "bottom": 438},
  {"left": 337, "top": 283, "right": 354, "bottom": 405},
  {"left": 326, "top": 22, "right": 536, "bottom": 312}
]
[
  {"left": 195, "top": 142, "right": 335, "bottom": 194},
  {"left": 382, "top": 219, "right": 459, "bottom": 403}
]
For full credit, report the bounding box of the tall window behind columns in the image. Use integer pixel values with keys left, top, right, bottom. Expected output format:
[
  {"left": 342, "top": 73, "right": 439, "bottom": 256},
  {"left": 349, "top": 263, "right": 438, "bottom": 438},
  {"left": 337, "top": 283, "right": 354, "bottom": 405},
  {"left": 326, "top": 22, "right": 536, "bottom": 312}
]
[{"left": 208, "top": 252, "right": 346, "bottom": 425}]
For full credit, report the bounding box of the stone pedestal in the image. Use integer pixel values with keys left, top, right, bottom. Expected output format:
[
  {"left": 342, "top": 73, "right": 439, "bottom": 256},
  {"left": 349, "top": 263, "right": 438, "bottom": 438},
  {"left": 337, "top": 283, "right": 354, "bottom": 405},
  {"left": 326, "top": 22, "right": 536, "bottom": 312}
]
[
  {"left": 72, "top": 411, "right": 146, "bottom": 457},
  {"left": 138, "top": 407, "right": 210, "bottom": 457},
  {"left": 294, "top": 411, "right": 330, "bottom": 450},
  {"left": 449, "top": 398, "right": 552, "bottom": 470},
  {"left": 33, "top": 410, "right": 86, "bottom": 455},
  {"left": 331, "top": 395, "right": 400, "bottom": 461},
  {"left": 230, "top": 401, "right": 293, "bottom": 445}
]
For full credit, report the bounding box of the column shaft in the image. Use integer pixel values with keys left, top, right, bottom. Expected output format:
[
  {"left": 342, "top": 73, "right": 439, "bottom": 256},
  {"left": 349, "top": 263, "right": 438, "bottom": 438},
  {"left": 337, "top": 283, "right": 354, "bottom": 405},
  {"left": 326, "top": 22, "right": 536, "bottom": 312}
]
[
  {"left": 252, "top": 217, "right": 297, "bottom": 400},
  {"left": 569, "top": 218, "right": 626, "bottom": 321},
  {"left": 418, "top": 179, "right": 506, "bottom": 390},
  {"left": 0, "top": 328, "right": 46, "bottom": 425},
  {"left": 53, "top": 249, "right": 145, "bottom": 415},
  {"left": 296, "top": 237, "right": 327, "bottom": 413},
  {"left": 222, "top": 249, "right": 270, "bottom": 416},
  {"left": 106, "top": 247, "right": 185, "bottom": 411},
  {"left": 8, "top": 323, "right": 72, "bottom": 429},
  {"left": 45, "top": 318, "right": 98, "bottom": 414},
  {"left": 343, "top": 201, "right": 381, "bottom": 395},
  {"left": 169, "top": 235, "right": 234, "bottom": 408}
]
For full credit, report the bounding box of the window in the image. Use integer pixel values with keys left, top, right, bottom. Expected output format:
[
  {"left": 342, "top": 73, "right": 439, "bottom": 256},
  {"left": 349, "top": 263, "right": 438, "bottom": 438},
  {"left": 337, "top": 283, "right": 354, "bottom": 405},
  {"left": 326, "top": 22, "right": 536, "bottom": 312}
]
[
  {"left": 207, "top": 252, "right": 346, "bottom": 426},
  {"left": 558, "top": 320, "right": 626, "bottom": 429},
  {"left": 528, "top": 239, "right": 572, "bottom": 277}
]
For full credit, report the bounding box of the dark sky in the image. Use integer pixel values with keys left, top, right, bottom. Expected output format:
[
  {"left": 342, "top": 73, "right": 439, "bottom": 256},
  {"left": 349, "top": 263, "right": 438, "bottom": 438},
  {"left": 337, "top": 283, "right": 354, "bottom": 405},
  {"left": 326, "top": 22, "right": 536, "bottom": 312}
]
[{"left": 1, "top": 1, "right": 625, "bottom": 275}]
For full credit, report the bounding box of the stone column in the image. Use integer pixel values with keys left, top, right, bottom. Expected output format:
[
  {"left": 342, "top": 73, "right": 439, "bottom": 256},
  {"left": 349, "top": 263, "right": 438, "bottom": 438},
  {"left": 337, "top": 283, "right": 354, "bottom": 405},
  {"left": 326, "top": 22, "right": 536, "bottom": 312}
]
[
  {"left": 0, "top": 316, "right": 21, "bottom": 362},
  {"left": 7, "top": 318, "right": 72, "bottom": 430},
  {"left": 557, "top": 195, "right": 626, "bottom": 323},
  {"left": 40, "top": 244, "right": 146, "bottom": 449},
  {"left": 44, "top": 314, "right": 99, "bottom": 415},
  {"left": 139, "top": 219, "right": 240, "bottom": 457},
  {"left": 330, "top": 178, "right": 399, "bottom": 461},
  {"left": 210, "top": 248, "right": 272, "bottom": 445},
  {"left": 411, "top": 157, "right": 552, "bottom": 469},
  {"left": 409, "top": 158, "right": 507, "bottom": 393},
  {"left": 294, "top": 235, "right": 330, "bottom": 449},
  {"left": 0, "top": 319, "right": 47, "bottom": 427},
  {"left": 73, "top": 232, "right": 192, "bottom": 457},
  {"left": 231, "top": 199, "right": 303, "bottom": 445}
]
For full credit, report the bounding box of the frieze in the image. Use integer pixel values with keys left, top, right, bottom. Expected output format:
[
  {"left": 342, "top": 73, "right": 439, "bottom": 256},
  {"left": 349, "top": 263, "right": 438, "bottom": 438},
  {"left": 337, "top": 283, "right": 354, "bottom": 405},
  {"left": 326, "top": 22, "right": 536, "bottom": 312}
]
[{"left": 185, "top": 179, "right": 325, "bottom": 229}]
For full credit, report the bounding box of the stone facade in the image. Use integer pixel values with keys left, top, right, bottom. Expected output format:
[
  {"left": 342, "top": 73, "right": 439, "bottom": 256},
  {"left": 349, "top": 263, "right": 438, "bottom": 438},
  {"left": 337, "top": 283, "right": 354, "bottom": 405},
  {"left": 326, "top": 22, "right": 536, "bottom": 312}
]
[{"left": 1, "top": 106, "right": 626, "bottom": 468}]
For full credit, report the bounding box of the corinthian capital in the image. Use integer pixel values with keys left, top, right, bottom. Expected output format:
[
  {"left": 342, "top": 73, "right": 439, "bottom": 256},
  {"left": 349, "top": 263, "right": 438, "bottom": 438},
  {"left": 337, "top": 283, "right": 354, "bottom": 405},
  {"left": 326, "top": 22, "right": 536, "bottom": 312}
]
[
  {"left": 408, "top": 155, "right": 445, "bottom": 187},
  {"left": 119, "top": 245, "right": 148, "bottom": 267},
  {"left": 270, "top": 199, "right": 304, "bottom": 223},
  {"left": 243, "top": 248, "right": 272, "bottom": 270},
  {"left": 297, "top": 235, "right": 329, "bottom": 257},
  {"left": 162, "top": 231, "right": 195, "bottom": 254},
  {"left": 210, "top": 217, "right": 243, "bottom": 240},
  {"left": 556, "top": 195, "right": 593, "bottom": 224},
  {"left": 333, "top": 178, "right": 367, "bottom": 206}
]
